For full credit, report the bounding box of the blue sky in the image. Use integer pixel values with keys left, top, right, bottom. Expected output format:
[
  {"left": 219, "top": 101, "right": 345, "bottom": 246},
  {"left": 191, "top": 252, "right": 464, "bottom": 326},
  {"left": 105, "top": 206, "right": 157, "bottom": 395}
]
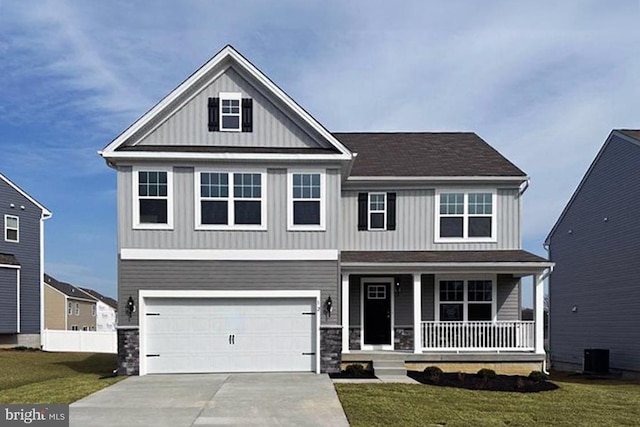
[{"left": 1, "top": 1, "right": 639, "bottom": 304}]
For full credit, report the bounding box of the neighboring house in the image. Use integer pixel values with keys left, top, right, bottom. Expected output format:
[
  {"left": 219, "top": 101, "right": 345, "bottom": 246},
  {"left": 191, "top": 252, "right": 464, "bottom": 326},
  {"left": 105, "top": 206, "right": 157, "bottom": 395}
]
[
  {"left": 78, "top": 287, "right": 117, "bottom": 331},
  {"left": 0, "top": 173, "right": 51, "bottom": 348},
  {"left": 99, "top": 45, "right": 552, "bottom": 376},
  {"left": 546, "top": 129, "right": 640, "bottom": 376},
  {"left": 43, "top": 274, "right": 97, "bottom": 331}
]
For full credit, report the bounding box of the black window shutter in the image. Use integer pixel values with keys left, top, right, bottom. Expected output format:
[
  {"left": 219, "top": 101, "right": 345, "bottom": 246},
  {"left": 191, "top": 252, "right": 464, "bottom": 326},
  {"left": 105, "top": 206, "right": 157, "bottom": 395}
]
[
  {"left": 387, "top": 192, "right": 396, "bottom": 230},
  {"left": 357, "top": 193, "right": 368, "bottom": 231},
  {"left": 208, "top": 97, "right": 219, "bottom": 131},
  {"left": 242, "top": 98, "right": 253, "bottom": 132}
]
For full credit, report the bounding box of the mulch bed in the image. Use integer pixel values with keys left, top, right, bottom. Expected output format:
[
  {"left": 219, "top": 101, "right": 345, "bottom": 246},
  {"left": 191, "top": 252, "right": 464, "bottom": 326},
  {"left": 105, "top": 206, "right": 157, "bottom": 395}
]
[
  {"left": 408, "top": 371, "right": 559, "bottom": 393},
  {"left": 329, "top": 371, "right": 378, "bottom": 379}
]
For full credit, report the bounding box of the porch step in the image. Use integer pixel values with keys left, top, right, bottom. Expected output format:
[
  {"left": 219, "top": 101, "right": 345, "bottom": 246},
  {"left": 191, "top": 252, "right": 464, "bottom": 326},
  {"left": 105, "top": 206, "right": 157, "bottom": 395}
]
[{"left": 372, "top": 359, "right": 407, "bottom": 377}]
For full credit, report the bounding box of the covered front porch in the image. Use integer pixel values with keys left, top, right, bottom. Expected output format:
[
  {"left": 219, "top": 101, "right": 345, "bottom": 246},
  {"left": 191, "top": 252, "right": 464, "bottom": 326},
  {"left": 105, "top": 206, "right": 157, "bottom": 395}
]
[{"left": 339, "top": 250, "right": 552, "bottom": 371}]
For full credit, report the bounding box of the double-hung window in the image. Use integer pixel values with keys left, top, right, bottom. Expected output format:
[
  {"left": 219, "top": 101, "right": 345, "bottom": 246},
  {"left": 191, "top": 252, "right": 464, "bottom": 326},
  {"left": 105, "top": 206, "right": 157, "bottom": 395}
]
[
  {"left": 437, "top": 279, "right": 495, "bottom": 321},
  {"left": 133, "top": 167, "right": 173, "bottom": 229},
  {"left": 289, "top": 172, "right": 325, "bottom": 230},
  {"left": 369, "top": 193, "right": 386, "bottom": 230},
  {"left": 75, "top": 303, "right": 80, "bottom": 316},
  {"left": 4, "top": 215, "right": 18, "bottom": 242},
  {"left": 219, "top": 92, "right": 241, "bottom": 131},
  {"left": 436, "top": 190, "right": 495, "bottom": 241},
  {"left": 197, "top": 171, "right": 265, "bottom": 229},
  {"left": 67, "top": 302, "right": 72, "bottom": 316}
]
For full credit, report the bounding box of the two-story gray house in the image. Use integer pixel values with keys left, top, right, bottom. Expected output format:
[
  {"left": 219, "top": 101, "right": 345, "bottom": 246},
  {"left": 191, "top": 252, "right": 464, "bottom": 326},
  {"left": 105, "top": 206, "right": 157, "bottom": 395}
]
[
  {"left": 100, "top": 45, "right": 552, "bottom": 376},
  {"left": 546, "top": 129, "right": 640, "bottom": 377},
  {"left": 0, "top": 173, "right": 51, "bottom": 347}
]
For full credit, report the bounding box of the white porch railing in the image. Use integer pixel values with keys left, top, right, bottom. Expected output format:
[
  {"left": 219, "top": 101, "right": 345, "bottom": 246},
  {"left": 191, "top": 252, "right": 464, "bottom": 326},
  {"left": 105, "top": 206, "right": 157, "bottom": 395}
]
[{"left": 421, "top": 321, "right": 535, "bottom": 351}]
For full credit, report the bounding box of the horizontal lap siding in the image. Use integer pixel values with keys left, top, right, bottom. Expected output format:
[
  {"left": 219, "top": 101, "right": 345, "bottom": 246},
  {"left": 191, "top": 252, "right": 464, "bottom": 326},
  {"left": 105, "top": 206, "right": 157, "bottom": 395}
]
[
  {"left": 549, "top": 135, "right": 640, "bottom": 372},
  {"left": 137, "top": 68, "right": 329, "bottom": 149},
  {"left": 497, "top": 275, "right": 520, "bottom": 321},
  {"left": 0, "top": 179, "right": 43, "bottom": 334},
  {"left": 119, "top": 166, "right": 340, "bottom": 250},
  {"left": 119, "top": 259, "right": 339, "bottom": 326},
  {"left": 341, "top": 188, "right": 520, "bottom": 250}
]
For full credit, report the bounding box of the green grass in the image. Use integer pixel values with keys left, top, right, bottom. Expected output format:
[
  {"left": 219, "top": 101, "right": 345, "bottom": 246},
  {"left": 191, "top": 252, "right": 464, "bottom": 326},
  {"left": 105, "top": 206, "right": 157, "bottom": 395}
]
[
  {"left": 0, "top": 350, "right": 123, "bottom": 404},
  {"left": 335, "top": 372, "right": 640, "bottom": 426}
]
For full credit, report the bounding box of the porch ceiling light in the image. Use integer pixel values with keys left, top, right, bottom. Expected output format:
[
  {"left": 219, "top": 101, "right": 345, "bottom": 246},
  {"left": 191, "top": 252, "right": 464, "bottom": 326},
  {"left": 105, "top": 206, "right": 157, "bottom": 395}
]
[{"left": 395, "top": 281, "right": 401, "bottom": 296}]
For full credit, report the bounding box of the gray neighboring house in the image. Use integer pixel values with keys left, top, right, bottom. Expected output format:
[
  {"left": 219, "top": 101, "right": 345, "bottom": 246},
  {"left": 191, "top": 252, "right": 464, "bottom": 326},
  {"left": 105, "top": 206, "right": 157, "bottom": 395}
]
[
  {"left": 0, "top": 173, "right": 51, "bottom": 347},
  {"left": 100, "top": 45, "right": 552, "bottom": 376},
  {"left": 546, "top": 129, "right": 640, "bottom": 376}
]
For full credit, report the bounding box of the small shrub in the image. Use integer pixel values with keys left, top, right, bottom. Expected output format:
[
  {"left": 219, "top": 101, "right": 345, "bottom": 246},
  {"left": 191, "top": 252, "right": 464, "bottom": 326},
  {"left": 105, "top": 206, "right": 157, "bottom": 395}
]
[
  {"left": 528, "top": 370, "right": 549, "bottom": 382},
  {"left": 344, "top": 364, "right": 366, "bottom": 377},
  {"left": 476, "top": 368, "right": 497, "bottom": 379},
  {"left": 423, "top": 366, "right": 443, "bottom": 377}
]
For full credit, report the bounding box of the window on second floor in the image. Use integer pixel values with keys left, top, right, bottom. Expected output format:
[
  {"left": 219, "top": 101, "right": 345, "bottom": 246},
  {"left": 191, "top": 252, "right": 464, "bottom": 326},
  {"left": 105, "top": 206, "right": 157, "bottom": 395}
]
[
  {"left": 68, "top": 302, "right": 72, "bottom": 316},
  {"left": 4, "top": 215, "right": 18, "bottom": 242},
  {"left": 133, "top": 168, "right": 173, "bottom": 230},
  {"left": 357, "top": 192, "right": 396, "bottom": 231},
  {"left": 435, "top": 190, "right": 496, "bottom": 241},
  {"left": 75, "top": 302, "right": 79, "bottom": 316},
  {"left": 196, "top": 171, "right": 265, "bottom": 229},
  {"left": 92, "top": 305, "right": 96, "bottom": 317},
  {"left": 288, "top": 172, "right": 325, "bottom": 230}
]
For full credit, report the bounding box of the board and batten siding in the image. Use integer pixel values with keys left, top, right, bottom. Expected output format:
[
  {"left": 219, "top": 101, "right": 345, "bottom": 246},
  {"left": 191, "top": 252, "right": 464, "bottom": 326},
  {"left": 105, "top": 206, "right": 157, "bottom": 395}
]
[
  {"left": 136, "top": 67, "right": 330, "bottom": 149},
  {"left": 340, "top": 188, "right": 521, "bottom": 250},
  {"left": 118, "top": 165, "right": 340, "bottom": 250},
  {"left": 549, "top": 134, "right": 640, "bottom": 373},
  {"left": 119, "top": 259, "right": 339, "bottom": 326},
  {"left": 0, "top": 267, "right": 18, "bottom": 333},
  {"left": 0, "top": 179, "right": 44, "bottom": 334}
]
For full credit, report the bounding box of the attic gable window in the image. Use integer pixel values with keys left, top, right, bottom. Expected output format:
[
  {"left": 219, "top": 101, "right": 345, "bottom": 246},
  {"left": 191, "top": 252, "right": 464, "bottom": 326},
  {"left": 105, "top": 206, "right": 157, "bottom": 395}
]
[
  {"left": 435, "top": 190, "right": 496, "bottom": 242},
  {"left": 133, "top": 167, "right": 174, "bottom": 230},
  {"left": 208, "top": 93, "right": 253, "bottom": 132}
]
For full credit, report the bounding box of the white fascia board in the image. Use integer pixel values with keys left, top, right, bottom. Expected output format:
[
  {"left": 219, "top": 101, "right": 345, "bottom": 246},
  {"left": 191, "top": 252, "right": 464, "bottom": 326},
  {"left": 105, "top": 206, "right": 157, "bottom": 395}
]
[
  {"left": 121, "top": 248, "right": 339, "bottom": 261},
  {"left": 0, "top": 173, "right": 52, "bottom": 216},
  {"left": 101, "top": 151, "right": 352, "bottom": 162},
  {"left": 0, "top": 263, "right": 21, "bottom": 269},
  {"left": 101, "top": 45, "right": 353, "bottom": 159},
  {"left": 341, "top": 261, "right": 554, "bottom": 271}
]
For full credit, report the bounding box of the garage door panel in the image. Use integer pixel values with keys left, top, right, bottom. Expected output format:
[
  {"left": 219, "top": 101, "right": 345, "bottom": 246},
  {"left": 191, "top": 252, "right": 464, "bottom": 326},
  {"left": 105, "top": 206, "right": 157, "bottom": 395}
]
[{"left": 143, "top": 297, "right": 316, "bottom": 374}]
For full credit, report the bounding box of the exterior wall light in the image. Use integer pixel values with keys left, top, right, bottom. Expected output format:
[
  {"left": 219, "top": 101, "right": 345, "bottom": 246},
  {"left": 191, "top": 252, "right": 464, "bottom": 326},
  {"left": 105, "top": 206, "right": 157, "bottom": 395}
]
[
  {"left": 395, "top": 281, "right": 401, "bottom": 296},
  {"left": 126, "top": 296, "right": 136, "bottom": 320},
  {"left": 325, "top": 296, "right": 332, "bottom": 317}
]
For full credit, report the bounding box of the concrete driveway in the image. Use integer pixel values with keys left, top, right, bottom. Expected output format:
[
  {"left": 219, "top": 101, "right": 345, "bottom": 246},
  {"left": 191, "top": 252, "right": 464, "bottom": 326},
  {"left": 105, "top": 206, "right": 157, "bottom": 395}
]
[{"left": 70, "top": 373, "right": 349, "bottom": 426}]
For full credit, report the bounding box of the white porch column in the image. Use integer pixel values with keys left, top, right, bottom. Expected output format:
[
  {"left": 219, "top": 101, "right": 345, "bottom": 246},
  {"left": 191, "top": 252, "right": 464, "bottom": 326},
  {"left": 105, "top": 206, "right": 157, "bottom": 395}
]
[
  {"left": 341, "top": 274, "right": 350, "bottom": 354},
  {"left": 534, "top": 273, "right": 545, "bottom": 354},
  {"left": 413, "top": 273, "right": 422, "bottom": 354}
]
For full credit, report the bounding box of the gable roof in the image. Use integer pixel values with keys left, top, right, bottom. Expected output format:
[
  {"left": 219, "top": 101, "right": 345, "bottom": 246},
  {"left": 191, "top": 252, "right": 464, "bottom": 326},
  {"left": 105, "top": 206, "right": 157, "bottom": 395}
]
[
  {"left": 99, "top": 45, "right": 353, "bottom": 162},
  {"left": 545, "top": 129, "right": 640, "bottom": 245},
  {"left": 334, "top": 132, "right": 526, "bottom": 178},
  {"left": 44, "top": 274, "right": 95, "bottom": 302},
  {"left": 0, "top": 173, "right": 52, "bottom": 217},
  {"left": 79, "top": 287, "right": 117, "bottom": 309}
]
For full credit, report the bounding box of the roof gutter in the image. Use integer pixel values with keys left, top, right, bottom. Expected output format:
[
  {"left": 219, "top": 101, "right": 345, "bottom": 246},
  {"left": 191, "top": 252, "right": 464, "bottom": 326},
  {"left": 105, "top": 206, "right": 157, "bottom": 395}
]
[{"left": 519, "top": 178, "right": 530, "bottom": 195}]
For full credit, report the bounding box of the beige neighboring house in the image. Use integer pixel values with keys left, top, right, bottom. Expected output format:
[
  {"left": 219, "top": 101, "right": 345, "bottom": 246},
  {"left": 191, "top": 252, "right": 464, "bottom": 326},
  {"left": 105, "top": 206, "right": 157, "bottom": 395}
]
[{"left": 43, "top": 274, "right": 96, "bottom": 331}]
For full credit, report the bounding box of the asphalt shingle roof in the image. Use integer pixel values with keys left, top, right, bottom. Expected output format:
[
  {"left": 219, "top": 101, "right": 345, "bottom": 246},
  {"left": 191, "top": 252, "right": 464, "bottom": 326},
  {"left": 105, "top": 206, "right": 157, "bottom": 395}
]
[
  {"left": 0, "top": 253, "right": 20, "bottom": 266},
  {"left": 618, "top": 129, "right": 640, "bottom": 141},
  {"left": 341, "top": 250, "right": 549, "bottom": 264},
  {"left": 80, "top": 287, "right": 118, "bottom": 309},
  {"left": 44, "top": 274, "right": 95, "bottom": 301},
  {"left": 333, "top": 132, "right": 526, "bottom": 177}
]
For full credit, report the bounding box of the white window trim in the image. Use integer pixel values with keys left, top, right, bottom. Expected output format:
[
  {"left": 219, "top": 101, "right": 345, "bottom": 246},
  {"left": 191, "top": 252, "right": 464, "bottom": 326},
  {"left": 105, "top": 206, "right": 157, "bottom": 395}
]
[
  {"left": 287, "top": 170, "right": 326, "bottom": 231},
  {"left": 132, "top": 166, "right": 174, "bottom": 230},
  {"left": 75, "top": 302, "right": 80, "bottom": 316},
  {"left": 71, "top": 325, "right": 78, "bottom": 331},
  {"left": 4, "top": 215, "right": 19, "bottom": 243},
  {"left": 67, "top": 302, "right": 72, "bottom": 316},
  {"left": 434, "top": 189, "right": 497, "bottom": 243},
  {"left": 368, "top": 193, "right": 387, "bottom": 231},
  {"left": 434, "top": 274, "right": 497, "bottom": 322},
  {"left": 92, "top": 305, "right": 96, "bottom": 317},
  {"left": 194, "top": 168, "right": 267, "bottom": 231},
  {"left": 219, "top": 91, "right": 242, "bottom": 132}
]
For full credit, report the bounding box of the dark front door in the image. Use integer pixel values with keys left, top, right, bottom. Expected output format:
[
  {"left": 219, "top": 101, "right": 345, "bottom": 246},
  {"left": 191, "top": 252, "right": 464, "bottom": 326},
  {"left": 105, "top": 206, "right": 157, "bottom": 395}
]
[{"left": 363, "top": 282, "right": 391, "bottom": 345}]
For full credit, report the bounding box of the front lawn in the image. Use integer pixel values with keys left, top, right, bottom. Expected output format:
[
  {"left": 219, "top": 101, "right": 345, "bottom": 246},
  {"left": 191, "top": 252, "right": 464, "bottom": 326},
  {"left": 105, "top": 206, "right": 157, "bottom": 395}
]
[
  {"left": 0, "top": 350, "right": 123, "bottom": 404},
  {"left": 335, "top": 372, "right": 640, "bottom": 426}
]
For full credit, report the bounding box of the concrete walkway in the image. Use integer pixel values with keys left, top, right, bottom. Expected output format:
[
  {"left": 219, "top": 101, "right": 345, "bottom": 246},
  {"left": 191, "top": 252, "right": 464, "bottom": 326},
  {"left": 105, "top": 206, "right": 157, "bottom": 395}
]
[{"left": 71, "top": 373, "right": 349, "bottom": 426}]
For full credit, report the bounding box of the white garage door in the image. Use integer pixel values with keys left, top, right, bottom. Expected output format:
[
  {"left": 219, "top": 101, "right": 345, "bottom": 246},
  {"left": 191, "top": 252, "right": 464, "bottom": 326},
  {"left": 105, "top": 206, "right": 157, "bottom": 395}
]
[{"left": 143, "top": 298, "right": 316, "bottom": 374}]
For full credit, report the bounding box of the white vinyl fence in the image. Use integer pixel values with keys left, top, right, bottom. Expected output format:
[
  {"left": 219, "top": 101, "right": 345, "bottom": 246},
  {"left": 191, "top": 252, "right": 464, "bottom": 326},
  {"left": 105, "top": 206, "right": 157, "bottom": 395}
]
[{"left": 42, "top": 329, "right": 117, "bottom": 353}]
